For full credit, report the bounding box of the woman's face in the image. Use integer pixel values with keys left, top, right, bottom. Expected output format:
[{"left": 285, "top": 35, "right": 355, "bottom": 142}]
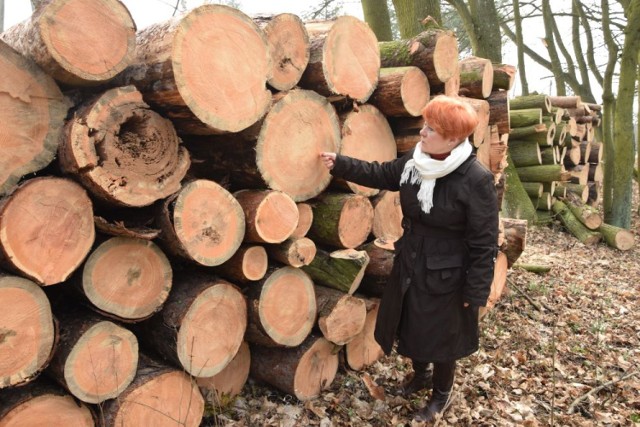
[{"left": 419, "top": 123, "right": 458, "bottom": 155}]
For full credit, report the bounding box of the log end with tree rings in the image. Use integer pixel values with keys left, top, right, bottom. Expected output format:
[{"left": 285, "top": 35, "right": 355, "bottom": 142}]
[
  {"left": 176, "top": 281, "right": 246, "bottom": 378},
  {"left": 235, "top": 190, "right": 299, "bottom": 244},
  {"left": 400, "top": 67, "right": 430, "bottom": 116},
  {"left": 61, "top": 321, "right": 138, "bottom": 404},
  {"left": 258, "top": 267, "right": 316, "bottom": 347},
  {"left": 290, "top": 203, "right": 314, "bottom": 239},
  {"left": 292, "top": 337, "right": 339, "bottom": 400},
  {"left": 0, "top": 177, "right": 95, "bottom": 286},
  {"left": 171, "top": 180, "right": 245, "bottom": 267},
  {"left": 172, "top": 5, "right": 272, "bottom": 133},
  {"left": 0, "top": 41, "right": 69, "bottom": 197},
  {"left": 338, "top": 105, "right": 397, "bottom": 196},
  {"left": 58, "top": 86, "right": 190, "bottom": 208},
  {"left": 103, "top": 358, "right": 204, "bottom": 427},
  {"left": 241, "top": 246, "right": 269, "bottom": 281},
  {"left": 345, "top": 298, "right": 384, "bottom": 371},
  {"left": 431, "top": 31, "right": 459, "bottom": 83},
  {"left": 35, "top": 0, "right": 136, "bottom": 85},
  {"left": 196, "top": 341, "right": 250, "bottom": 400},
  {"left": 317, "top": 293, "right": 367, "bottom": 346},
  {"left": 0, "top": 382, "right": 95, "bottom": 426},
  {"left": 262, "top": 13, "right": 310, "bottom": 91},
  {"left": 81, "top": 237, "right": 172, "bottom": 322},
  {"left": 371, "top": 190, "right": 403, "bottom": 242},
  {"left": 338, "top": 195, "right": 374, "bottom": 249},
  {"left": 0, "top": 276, "right": 55, "bottom": 389},
  {"left": 256, "top": 89, "right": 341, "bottom": 202},
  {"left": 322, "top": 16, "right": 380, "bottom": 102}
]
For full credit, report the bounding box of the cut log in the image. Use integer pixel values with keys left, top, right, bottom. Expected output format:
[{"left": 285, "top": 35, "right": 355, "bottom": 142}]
[
  {"left": 587, "top": 182, "right": 602, "bottom": 206},
  {"left": 58, "top": 86, "right": 190, "bottom": 208},
  {"left": 540, "top": 146, "right": 557, "bottom": 165},
  {"left": 290, "top": 203, "right": 314, "bottom": 239},
  {"left": 0, "top": 380, "right": 94, "bottom": 426},
  {"left": 509, "top": 123, "right": 554, "bottom": 146},
  {"left": 532, "top": 192, "right": 552, "bottom": 211},
  {"left": 565, "top": 200, "right": 602, "bottom": 230},
  {"left": 485, "top": 126, "right": 509, "bottom": 177},
  {"left": 484, "top": 251, "right": 508, "bottom": 309},
  {"left": 502, "top": 154, "right": 537, "bottom": 224},
  {"left": 568, "top": 164, "right": 590, "bottom": 185},
  {"left": 459, "top": 97, "right": 490, "bottom": 147},
  {"left": 301, "top": 16, "right": 380, "bottom": 102},
  {"left": 521, "top": 182, "right": 543, "bottom": 198},
  {"left": 301, "top": 248, "right": 369, "bottom": 295},
  {"left": 344, "top": 298, "right": 384, "bottom": 370},
  {"left": 597, "top": 223, "right": 634, "bottom": 251},
  {"left": 508, "top": 140, "right": 542, "bottom": 167},
  {"left": 512, "top": 264, "right": 552, "bottom": 274},
  {"left": 563, "top": 143, "right": 582, "bottom": 168},
  {"left": 548, "top": 95, "right": 581, "bottom": 108},
  {"left": 334, "top": 105, "right": 397, "bottom": 196},
  {"left": 314, "top": 286, "right": 366, "bottom": 345},
  {"left": 563, "top": 183, "right": 589, "bottom": 203},
  {"left": 215, "top": 245, "right": 268, "bottom": 283},
  {"left": 553, "top": 183, "right": 567, "bottom": 198},
  {"left": 156, "top": 179, "right": 245, "bottom": 267},
  {"left": 509, "top": 94, "right": 551, "bottom": 113},
  {"left": 234, "top": 189, "right": 299, "bottom": 244},
  {"left": 579, "top": 141, "right": 592, "bottom": 164},
  {"left": 457, "top": 56, "right": 493, "bottom": 99},
  {"left": 266, "top": 237, "right": 316, "bottom": 268},
  {"left": 46, "top": 310, "right": 138, "bottom": 404},
  {"left": 509, "top": 108, "right": 542, "bottom": 128},
  {"left": 395, "top": 134, "right": 420, "bottom": 155},
  {"left": 101, "top": 355, "right": 204, "bottom": 427},
  {"left": 371, "top": 190, "right": 403, "bottom": 242},
  {"left": 185, "top": 89, "right": 340, "bottom": 201},
  {"left": 72, "top": 237, "right": 172, "bottom": 322},
  {"left": 0, "top": 177, "right": 94, "bottom": 286},
  {"left": 250, "top": 334, "right": 339, "bottom": 401},
  {"left": 308, "top": 192, "right": 374, "bottom": 249},
  {"left": 379, "top": 28, "right": 459, "bottom": 87},
  {"left": 254, "top": 13, "right": 310, "bottom": 91},
  {"left": 499, "top": 218, "right": 527, "bottom": 267},
  {"left": 588, "top": 163, "right": 603, "bottom": 182},
  {"left": 358, "top": 238, "right": 395, "bottom": 297},
  {"left": 0, "top": 275, "right": 56, "bottom": 389},
  {"left": 486, "top": 89, "right": 510, "bottom": 134},
  {"left": 368, "top": 66, "right": 430, "bottom": 117},
  {"left": 115, "top": 5, "right": 271, "bottom": 134},
  {"left": 244, "top": 267, "right": 316, "bottom": 347},
  {"left": 588, "top": 142, "right": 603, "bottom": 163},
  {"left": 94, "top": 215, "right": 160, "bottom": 240},
  {"left": 0, "top": 40, "right": 70, "bottom": 196},
  {"left": 197, "top": 341, "right": 250, "bottom": 401},
  {"left": 492, "top": 63, "right": 517, "bottom": 91},
  {"left": 551, "top": 200, "right": 602, "bottom": 245},
  {"left": 0, "top": 0, "right": 135, "bottom": 86},
  {"left": 516, "top": 164, "right": 567, "bottom": 183},
  {"left": 134, "top": 275, "right": 246, "bottom": 378}
]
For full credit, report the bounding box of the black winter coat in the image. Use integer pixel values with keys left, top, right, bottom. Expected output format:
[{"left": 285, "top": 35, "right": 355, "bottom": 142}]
[{"left": 331, "top": 149, "right": 498, "bottom": 363}]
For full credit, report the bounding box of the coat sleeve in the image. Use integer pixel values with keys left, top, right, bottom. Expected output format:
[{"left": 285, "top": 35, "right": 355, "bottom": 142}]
[
  {"left": 330, "top": 153, "right": 409, "bottom": 191},
  {"left": 463, "top": 168, "right": 499, "bottom": 307}
]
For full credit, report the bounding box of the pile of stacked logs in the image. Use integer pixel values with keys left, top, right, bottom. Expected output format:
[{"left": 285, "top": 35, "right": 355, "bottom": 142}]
[
  {"left": 503, "top": 93, "right": 633, "bottom": 250},
  {"left": 0, "top": 2, "right": 522, "bottom": 426}
]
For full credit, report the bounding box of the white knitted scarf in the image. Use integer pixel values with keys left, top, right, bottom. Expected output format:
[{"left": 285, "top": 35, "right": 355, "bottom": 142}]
[{"left": 400, "top": 140, "right": 472, "bottom": 213}]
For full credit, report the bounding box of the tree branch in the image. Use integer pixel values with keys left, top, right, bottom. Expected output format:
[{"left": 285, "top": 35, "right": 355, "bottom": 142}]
[{"left": 567, "top": 370, "right": 639, "bottom": 414}]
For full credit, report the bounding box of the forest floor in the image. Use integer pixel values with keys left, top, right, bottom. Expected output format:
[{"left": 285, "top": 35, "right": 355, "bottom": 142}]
[{"left": 206, "top": 187, "right": 640, "bottom": 427}]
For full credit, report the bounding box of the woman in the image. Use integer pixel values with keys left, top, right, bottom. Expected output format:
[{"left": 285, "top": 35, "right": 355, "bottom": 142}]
[{"left": 320, "top": 95, "right": 498, "bottom": 422}]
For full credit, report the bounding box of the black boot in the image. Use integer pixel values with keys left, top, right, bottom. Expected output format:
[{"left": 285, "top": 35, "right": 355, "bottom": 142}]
[
  {"left": 395, "top": 361, "right": 432, "bottom": 397},
  {"left": 414, "top": 361, "right": 456, "bottom": 423}
]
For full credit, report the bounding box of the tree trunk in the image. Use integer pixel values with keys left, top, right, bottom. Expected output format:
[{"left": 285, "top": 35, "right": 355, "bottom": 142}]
[
  {"left": 155, "top": 179, "right": 245, "bottom": 267},
  {"left": 597, "top": 223, "right": 634, "bottom": 251},
  {"left": 265, "top": 237, "right": 316, "bottom": 268},
  {"left": 101, "top": 355, "right": 204, "bottom": 427},
  {"left": 196, "top": 341, "right": 250, "bottom": 401},
  {"left": 332, "top": 105, "right": 397, "bottom": 196},
  {"left": 308, "top": 192, "right": 374, "bottom": 249},
  {"left": 368, "top": 66, "right": 430, "bottom": 117},
  {"left": 215, "top": 245, "right": 268, "bottom": 283},
  {"left": 254, "top": 13, "right": 310, "bottom": 91},
  {"left": 379, "top": 28, "right": 459, "bottom": 87},
  {"left": 301, "top": 248, "right": 370, "bottom": 295},
  {"left": 301, "top": 16, "right": 380, "bottom": 102},
  {"left": 0, "top": 40, "right": 70, "bottom": 196},
  {"left": 234, "top": 189, "right": 299, "bottom": 244},
  {"left": 0, "top": 0, "right": 135, "bottom": 86},
  {"left": 291, "top": 203, "right": 314, "bottom": 239},
  {"left": 314, "top": 286, "right": 366, "bottom": 345},
  {"left": 344, "top": 298, "right": 384, "bottom": 370},
  {"left": 114, "top": 5, "right": 271, "bottom": 134},
  {"left": 244, "top": 266, "right": 316, "bottom": 347},
  {"left": 492, "top": 63, "right": 516, "bottom": 91},
  {"left": 0, "top": 380, "right": 95, "bottom": 426},
  {"left": 360, "top": 0, "right": 393, "bottom": 42},
  {"left": 46, "top": 310, "right": 138, "bottom": 404},
  {"left": 250, "top": 335, "right": 339, "bottom": 401},
  {"left": 0, "top": 177, "right": 94, "bottom": 286},
  {"left": 371, "top": 190, "right": 404, "bottom": 242},
  {"left": 551, "top": 200, "right": 601, "bottom": 245},
  {"left": 58, "top": 86, "right": 190, "bottom": 208},
  {"left": 134, "top": 275, "right": 246, "bottom": 378},
  {"left": 185, "top": 89, "right": 341, "bottom": 202},
  {"left": 0, "top": 275, "right": 56, "bottom": 389},
  {"left": 392, "top": 0, "right": 442, "bottom": 38},
  {"left": 458, "top": 56, "right": 493, "bottom": 99}
]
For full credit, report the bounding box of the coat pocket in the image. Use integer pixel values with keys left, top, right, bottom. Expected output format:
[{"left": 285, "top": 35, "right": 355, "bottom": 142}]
[{"left": 424, "top": 254, "right": 466, "bottom": 295}]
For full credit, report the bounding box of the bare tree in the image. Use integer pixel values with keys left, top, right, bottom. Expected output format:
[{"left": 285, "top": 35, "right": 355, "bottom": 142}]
[
  {"left": 0, "top": 0, "right": 4, "bottom": 33},
  {"left": 361, "top": 0, "right": 393, "bottom": 41}
]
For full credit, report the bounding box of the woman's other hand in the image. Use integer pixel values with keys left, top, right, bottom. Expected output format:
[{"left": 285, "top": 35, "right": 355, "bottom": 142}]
[{"left": 320, "top": 152, "right": 337, "bottom": 170}]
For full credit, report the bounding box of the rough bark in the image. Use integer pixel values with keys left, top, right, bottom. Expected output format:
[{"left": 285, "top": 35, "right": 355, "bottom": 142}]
[
  {"left": 308, "top": 192, "right": 374, "bottom": 249},
  {"left": 457, "top": 56, "right": 493, "bottom": 99},
  {"left": 301, "top": 248, "right": 369, "bottom": 295},
  {"left": 486, "top": 89, "right": 510, "bottom": 135},
  {"left": 492, "top": 63, "right": 517, "bottom": 91},
  {"left": 360, "top": 0, "right": 393, "bottom": 42}
]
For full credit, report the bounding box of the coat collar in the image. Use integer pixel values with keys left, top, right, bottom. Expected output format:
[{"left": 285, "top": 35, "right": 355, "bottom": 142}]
[{"left": 452, "top": 153, "right": 477, "bottom": 175}]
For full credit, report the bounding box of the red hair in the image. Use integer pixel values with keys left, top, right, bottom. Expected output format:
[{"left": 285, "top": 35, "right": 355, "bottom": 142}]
[{"left": 421, "top": 96, "right": 479, "bottom": 142}]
